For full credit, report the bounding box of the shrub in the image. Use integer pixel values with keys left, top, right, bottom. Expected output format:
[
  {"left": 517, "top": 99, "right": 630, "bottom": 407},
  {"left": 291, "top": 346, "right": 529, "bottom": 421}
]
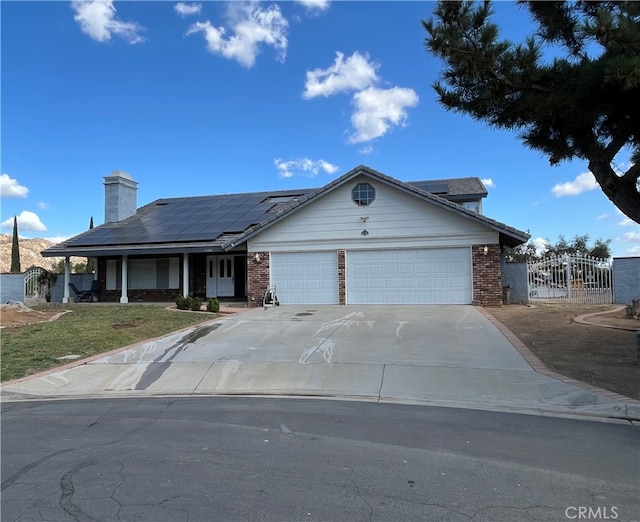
[
  {"left": 176, "top": 296, "right": 191, "bottom": 310},
  {"left": 176, "top": 296, "right": 204, "bottom": 311},
  {"left": 207, "top": 298, "right": 220, "bottom": 313},
  {"left": 190, "top": 297, "right": 202, "bottom": 311}
]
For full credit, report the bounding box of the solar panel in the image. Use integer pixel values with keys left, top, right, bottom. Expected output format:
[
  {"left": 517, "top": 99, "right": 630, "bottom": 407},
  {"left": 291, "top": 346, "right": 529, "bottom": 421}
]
[{"left": 58, "top": 187, "right": 317, "bottom": 249}]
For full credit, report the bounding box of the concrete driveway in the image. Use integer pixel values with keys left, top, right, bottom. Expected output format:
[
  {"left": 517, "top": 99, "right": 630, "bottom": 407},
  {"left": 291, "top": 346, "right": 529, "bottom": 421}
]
[{"left": 2, "top": 305, "right": 638, "bottom": 420}]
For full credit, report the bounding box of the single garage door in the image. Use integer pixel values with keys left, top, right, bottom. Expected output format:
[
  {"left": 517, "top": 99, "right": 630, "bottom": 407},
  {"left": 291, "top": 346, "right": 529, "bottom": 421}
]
[
  {"left": 271, "top": 252, "right": 338, "bottom": 305},
  {"left": 347, "top": 248, "right": 472, "bottom": 304}
]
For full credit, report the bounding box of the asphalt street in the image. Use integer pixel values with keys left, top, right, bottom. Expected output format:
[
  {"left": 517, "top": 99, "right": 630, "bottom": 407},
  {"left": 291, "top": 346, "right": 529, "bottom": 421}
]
[{"left": 2, "top": 397, "right": 639, "bottom": 522}]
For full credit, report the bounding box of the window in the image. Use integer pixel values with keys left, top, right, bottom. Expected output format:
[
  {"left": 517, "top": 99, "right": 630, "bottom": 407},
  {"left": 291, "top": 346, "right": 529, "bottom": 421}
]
[
  {"left": 352, "top": 183, "right": 375, "bottom": 206},
  {"left": 106, "top": 257, "right": 180, "bottom": 290},
  {"left": 461, "top": 200, "right": 482, "bottom": 214}
]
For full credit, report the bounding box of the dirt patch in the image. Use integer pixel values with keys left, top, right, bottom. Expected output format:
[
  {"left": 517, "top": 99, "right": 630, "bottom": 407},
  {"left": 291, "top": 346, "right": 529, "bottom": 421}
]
[
  {"left": 487, "top": 304, "right": 640, "bottom": 400},
  {"left": 112, "top": 321, "right": 139, "bottom": 329},
  {"left": 0, "top": 304, "right": 63, "bottom": 328}
]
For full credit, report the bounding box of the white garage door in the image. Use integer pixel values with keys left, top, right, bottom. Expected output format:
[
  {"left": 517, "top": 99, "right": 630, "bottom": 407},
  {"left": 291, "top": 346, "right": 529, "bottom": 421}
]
[
  {"left": 271, "top": 252, "right": 338, "bottom": 305},
  {"left": 347, "top": 248, "right": 472, "bottom": 304}
]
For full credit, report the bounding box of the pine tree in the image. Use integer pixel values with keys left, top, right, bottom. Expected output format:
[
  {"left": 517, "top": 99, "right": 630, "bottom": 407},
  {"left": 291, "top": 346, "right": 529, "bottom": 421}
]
[
  {"left": 86, "top": 216, "right": 95, "bottom": 274},
  {"left": 423, "top": 0, "right": 640, "bottom": 223},
  {"left": 10, "top": 216, "right": 21, "bottom": 273}
]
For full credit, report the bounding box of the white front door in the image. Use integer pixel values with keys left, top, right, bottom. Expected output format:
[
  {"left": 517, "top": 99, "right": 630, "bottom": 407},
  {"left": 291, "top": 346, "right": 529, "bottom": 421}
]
[{"left": 206, "top": 256, "right": 235, "bottom": 297}]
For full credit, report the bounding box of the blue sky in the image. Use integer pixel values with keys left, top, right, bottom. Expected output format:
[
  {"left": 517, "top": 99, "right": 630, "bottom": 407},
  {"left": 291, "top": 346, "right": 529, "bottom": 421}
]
[{"left": 1, "top": 0, "right": 638, "bottom": 259}]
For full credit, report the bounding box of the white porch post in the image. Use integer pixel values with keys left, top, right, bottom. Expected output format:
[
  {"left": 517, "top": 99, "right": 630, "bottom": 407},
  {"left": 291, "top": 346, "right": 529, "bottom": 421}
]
[
  {"left": 62, "top": 257, "right": 71, "bottom": 303},
  {"left": 120, "top": 255, "right": 129, "bottom": 304},
  {"left": 183, "top": 254, "right": 189, "bottom": 298}
]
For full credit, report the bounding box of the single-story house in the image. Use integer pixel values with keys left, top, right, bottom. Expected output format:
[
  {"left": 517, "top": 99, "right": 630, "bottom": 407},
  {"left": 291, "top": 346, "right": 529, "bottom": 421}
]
[{"left": 43, "top": 165, "right": 529, "bottom": 306}]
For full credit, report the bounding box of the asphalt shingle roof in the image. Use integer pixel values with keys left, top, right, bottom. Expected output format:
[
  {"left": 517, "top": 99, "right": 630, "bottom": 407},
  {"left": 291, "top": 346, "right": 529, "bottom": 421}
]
[{"left": 43, "top": 166, "right": 527, "bottom": 257}]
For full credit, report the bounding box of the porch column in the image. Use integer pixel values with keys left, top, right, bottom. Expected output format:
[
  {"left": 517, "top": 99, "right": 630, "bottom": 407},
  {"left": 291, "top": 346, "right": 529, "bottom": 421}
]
[
  {"left": 183, "top": 254, "right": 189, "bottom": 298},
  {"left": 62, "top": 257, "right": 71, "bottom": 303},
  {"left": 120, "top": 255, "right": 129, "bottom": 303}
]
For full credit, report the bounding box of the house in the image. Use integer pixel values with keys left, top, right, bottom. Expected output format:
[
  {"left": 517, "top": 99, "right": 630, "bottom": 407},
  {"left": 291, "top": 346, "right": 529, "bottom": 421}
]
[{"left": 42, "top": 165, "right": 529, "bottom": 306}]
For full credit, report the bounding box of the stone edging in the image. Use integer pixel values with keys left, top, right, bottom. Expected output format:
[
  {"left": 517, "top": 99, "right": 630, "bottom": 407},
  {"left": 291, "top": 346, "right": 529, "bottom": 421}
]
[{"left": 573, "top": 305, "right": 639, "bottom": 332}]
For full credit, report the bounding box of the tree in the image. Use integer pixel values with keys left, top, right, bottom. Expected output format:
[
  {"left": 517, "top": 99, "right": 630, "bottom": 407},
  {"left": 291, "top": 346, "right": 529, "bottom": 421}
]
[
  {"left": 507, "top": 234, "right": 612, "bottom": 261},
  {"left": 86, "top": 216, "right": 94, "bottom": 274},
  {"left": 423, "top": 1, "right": 640, "bottom": 223},
  {"left": 37, "top": 269, "right": 59, "bottom": 303},
  {"left": 52, "top": 259, "right": 86, "bottom": 274},
  {"left": 10, "top": 216, "right": 21, "bottom": 273}
]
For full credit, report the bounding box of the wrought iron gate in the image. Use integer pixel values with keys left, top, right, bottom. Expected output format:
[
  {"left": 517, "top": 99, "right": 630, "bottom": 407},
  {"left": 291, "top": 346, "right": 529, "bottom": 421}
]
[
  {"left": 527, "top": 254, "right": 612, "bottom": 304},
  {"left": 24, "top": 266, "right": 45, "bottom": 300}
]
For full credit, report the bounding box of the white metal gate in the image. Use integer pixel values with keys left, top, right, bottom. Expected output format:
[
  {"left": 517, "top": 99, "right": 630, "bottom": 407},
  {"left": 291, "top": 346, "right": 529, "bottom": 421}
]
[
  {"left": 24, "top": 267, "right": 45, "bottom": 300},
  {"left": 527, "top": 254, "right": 612, "bottom": 304}
]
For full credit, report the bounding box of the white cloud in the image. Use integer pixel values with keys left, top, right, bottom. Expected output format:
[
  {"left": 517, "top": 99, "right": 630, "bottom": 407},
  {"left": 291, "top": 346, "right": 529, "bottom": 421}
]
[
  {"left": 174, "top": 2, "right": 201, "bottom": 17},
  {"left": 45, "top": 235, "right": 71, "bottom": 244},
  {"left": 38, "top": 202, "right": 49, "bottom": 210},
  {"left": 551, "top": 171, "right": 598, "bottom": 197},
  {"left": 481, "top": 178, "right": 494, "bottom": 188},
  {"left": 348, "top": 86, "right": 419, "bottom": 144},
  {"left": 303, "top": 51, "right": 378, "bottom": 99},
  {"left": 1, "top": 211, "right": 47, "bottom": 232},
  {"left": 616, "top": 227, "right": 640, "bottom": 256},
  {"left": 359, "top": 144, "right": 374, "bottom": 155},
  {"left": 186, "top": 2, "right": 288, "bottom": 68},
  {"left": 71, "top": 0, "right": 145, "bottom": 44},
  {"left": 295, "top": 0, "right": 330, "bottom": 12},
  {"left": 274, "top": 158, "right": 339, "bottom": 178},
  {"left": 532, "top": 237, "right": 550, "bottom": 256},
  {"left": 619, "top": 231, "right": 640, "bottom": 244},
  {"left": 0, "top": 174, "right": 29, "bottom": 198},
  {"left": 304, "top": 51, "right": 418, "bottom": 145}
]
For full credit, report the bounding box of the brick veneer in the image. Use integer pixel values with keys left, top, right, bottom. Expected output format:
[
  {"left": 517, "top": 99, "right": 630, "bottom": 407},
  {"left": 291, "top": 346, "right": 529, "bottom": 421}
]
[
  {"left": 472, "top": 244, "right": 503, "bottom": 306},
  {"left": 247, "top": 251, "right": 270, "bottom": 307},
  {"left": 337, "top": 250, "right": 346, "bottom": 305}
]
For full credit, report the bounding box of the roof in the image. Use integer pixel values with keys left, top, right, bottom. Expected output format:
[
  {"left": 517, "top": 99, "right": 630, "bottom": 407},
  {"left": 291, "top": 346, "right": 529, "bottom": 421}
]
[
  {"left": 407, "top": 177, "right": 487, "bottom": 201},
  {"left": 43, "top": 165, "right": 527, "bottom": 257}
]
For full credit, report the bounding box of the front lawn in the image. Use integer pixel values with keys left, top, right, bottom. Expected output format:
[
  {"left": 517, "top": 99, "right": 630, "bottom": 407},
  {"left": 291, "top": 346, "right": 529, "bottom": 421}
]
[{"left": 1, "top": 304, "right": 216, "bottom": 381}]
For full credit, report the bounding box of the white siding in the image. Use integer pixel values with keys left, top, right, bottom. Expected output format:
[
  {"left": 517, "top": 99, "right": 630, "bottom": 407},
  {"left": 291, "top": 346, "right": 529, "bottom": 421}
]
[{"left": 249, "top": 175, "right": 497, "bottom": 253}]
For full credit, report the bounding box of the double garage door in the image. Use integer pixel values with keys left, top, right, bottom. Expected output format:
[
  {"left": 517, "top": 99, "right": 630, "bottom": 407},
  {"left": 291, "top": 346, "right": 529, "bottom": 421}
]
[{"left": 271, "top": 248, "right": 472, "bottom": 305}]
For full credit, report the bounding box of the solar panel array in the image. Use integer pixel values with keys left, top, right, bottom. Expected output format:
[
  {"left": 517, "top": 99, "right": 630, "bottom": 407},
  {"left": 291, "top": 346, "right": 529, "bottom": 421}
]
[
  {"left": 61, "top": 176, "right": 485, "bottom": 249},
  {"left": 64, "top": 190, "right": 313, "bottom": 247}
]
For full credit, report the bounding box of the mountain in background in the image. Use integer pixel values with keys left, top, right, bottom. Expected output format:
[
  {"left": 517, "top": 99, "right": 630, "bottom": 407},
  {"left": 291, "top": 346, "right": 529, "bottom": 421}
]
[{"left": 0, "top": 234, "right": 84, "bottom": 273}]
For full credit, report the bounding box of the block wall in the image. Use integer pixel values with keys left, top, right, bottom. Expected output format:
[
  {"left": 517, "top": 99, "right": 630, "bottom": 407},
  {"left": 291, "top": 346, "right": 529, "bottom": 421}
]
[{"left": 337, "top": 250, "right": 346, "bottom": 305}]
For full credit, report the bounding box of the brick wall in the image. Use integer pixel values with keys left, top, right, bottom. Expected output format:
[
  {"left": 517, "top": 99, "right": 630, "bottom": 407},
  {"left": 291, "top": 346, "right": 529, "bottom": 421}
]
[
  {"left": 247, "top": 252, "right": 270, "bottom": 307},
  {"left": 101, "top": 288, "right": 182, "bottom": 302},
  {"left": 472, "top": 244, "right": 503, "bottom": 306},
  {"left": 337, "top": 250, "right": 346, "bottom": 305}
]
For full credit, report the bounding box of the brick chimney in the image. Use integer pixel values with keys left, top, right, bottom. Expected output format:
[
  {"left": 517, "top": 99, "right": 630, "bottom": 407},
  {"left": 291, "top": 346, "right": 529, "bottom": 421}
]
[{"left": 104, "top": 171, "right": 138, "bottom": 223}]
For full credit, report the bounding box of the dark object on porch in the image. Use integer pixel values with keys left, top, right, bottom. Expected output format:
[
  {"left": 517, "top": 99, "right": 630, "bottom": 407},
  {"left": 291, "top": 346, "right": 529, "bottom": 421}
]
[{"left": 69, "top": 281, "right": 100, "bottom": 302}]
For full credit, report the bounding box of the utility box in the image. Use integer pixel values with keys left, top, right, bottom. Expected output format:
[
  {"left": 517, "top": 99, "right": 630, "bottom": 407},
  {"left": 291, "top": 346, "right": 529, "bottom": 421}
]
[{"left": 502, "top": 286, "right": 511, "bottom": 305}]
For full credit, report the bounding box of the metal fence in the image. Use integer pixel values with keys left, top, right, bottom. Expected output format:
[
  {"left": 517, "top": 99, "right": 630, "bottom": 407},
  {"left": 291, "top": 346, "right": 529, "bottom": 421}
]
[
  {"left": 527, "top": 254, "right": 612, "bottom": 304},
  {"left": 24, "top": 266, "right": 45, "bottom": 301}
]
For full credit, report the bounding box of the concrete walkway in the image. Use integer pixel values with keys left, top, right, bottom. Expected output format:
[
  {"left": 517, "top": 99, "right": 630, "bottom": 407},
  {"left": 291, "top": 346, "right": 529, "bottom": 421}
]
[{"left": 2, "top": 305, "right": 639, "bottom": 421}]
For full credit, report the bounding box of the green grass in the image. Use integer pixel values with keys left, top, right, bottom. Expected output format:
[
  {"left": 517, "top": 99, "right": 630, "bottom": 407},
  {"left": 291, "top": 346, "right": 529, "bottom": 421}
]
[{"left": 1, "top": 304, "right": 217, "bottom": 382}]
